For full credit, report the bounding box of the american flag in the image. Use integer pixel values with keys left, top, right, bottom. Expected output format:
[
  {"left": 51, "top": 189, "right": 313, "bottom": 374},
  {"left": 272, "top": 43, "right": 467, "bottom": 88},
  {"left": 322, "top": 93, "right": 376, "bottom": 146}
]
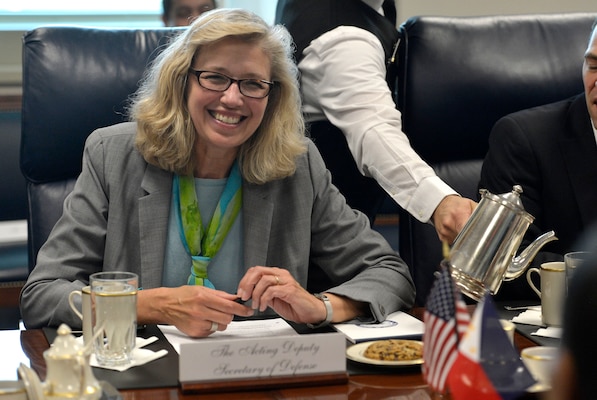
[{"left": 422, "top": 264, "right": 470, "bottom": 393}]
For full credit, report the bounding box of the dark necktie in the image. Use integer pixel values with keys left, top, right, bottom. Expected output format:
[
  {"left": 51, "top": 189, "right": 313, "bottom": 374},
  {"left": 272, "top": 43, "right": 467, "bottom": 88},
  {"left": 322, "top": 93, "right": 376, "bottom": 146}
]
[{"left": 382, "top": 0, "right": 397, "bottom": 26}]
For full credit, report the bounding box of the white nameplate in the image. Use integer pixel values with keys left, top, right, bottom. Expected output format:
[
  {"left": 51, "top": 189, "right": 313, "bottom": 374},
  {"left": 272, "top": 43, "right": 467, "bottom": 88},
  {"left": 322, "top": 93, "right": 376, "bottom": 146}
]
[{"left": 179, "top": 332, "right": 346, "bottom": 383}]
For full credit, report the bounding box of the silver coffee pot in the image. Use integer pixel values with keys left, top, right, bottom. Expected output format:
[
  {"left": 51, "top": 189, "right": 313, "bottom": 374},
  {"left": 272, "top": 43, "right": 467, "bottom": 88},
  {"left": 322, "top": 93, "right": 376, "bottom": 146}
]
[{"left": 448, "top": 185, "right": 558, "bottom": 301}]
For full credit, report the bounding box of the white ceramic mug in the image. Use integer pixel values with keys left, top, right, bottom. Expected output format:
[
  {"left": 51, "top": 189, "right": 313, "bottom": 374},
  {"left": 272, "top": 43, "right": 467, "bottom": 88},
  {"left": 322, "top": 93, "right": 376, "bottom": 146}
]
[
  {"left": 526, "top": 261, "right": 565, "bottom": 326},
  {"left": 520, "top": 346, "right": 559, "bottom": 388},
  {"left": 68, "top": 286, "right": 92, "bottom": 345},
  {"left": 90, "top": 271, "right": 138, "bottom": 367}
]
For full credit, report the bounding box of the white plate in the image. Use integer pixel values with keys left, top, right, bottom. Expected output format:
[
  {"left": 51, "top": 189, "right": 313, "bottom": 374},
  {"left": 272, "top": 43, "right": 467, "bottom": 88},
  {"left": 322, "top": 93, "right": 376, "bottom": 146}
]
[{"left": 346, "top": 340, "right": 424, "bottom": 367}]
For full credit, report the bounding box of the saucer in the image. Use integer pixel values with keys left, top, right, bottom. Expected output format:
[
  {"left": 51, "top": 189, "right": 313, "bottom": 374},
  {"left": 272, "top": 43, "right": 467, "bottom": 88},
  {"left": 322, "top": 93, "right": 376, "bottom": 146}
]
[{"left": 527, "top": 382, "right": 551, "bottom": 393}]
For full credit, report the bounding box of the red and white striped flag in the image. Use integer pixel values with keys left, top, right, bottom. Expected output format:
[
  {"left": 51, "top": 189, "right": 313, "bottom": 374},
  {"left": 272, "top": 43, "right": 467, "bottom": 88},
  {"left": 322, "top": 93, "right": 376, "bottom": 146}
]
[{"left": 422, "top": 264, "right": 470, "bottom": 394}]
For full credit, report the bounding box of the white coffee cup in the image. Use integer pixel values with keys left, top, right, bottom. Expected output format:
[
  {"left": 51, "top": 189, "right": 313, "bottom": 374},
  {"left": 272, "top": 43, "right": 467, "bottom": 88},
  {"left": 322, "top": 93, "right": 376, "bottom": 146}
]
[
  {"left": 90, "top": 271, "right": 138, "bottom": 367},
  {"left": 526, "top": 261, "right": 565, "bottom": 326},
  {"left": 68, "top": 286, "right": 92, "bottom": 345},
  {"left": 520, "top": 346, "right": 559, "bottom": 388}
]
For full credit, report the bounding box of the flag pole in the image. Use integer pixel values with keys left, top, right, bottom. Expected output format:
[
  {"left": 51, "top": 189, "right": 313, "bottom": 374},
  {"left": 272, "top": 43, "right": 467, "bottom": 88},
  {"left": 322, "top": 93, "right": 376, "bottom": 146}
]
[{"left": 442, "top": 241, "right": 450, "bottom": 261}]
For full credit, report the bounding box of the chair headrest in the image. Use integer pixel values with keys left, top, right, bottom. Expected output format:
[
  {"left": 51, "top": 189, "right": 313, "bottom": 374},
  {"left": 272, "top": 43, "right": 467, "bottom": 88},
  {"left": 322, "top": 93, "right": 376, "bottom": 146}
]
[
  {"left": 20, "top": 26, "right": 183, "bottom": 184},
  {"left": 397, "top": 13, "right": 597, "bottom": 164}
]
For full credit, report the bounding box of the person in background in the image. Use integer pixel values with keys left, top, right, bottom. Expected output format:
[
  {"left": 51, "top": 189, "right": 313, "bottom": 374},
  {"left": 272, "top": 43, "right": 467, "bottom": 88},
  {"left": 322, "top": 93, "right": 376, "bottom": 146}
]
[
  {"left": 20, "top": 9, "right": 415, "bottom": 338},
  {"left": 275, "top": 0, "right": 476, "bottom": 244},
  {"left": 547, "top": 224, "right": 597, "bottom": 400},
  {"left": 162, "top": 0, "right": 216, "bottom": 27},
  {"left": 479, "top": 19, "right": 597, "bottom": 300}
]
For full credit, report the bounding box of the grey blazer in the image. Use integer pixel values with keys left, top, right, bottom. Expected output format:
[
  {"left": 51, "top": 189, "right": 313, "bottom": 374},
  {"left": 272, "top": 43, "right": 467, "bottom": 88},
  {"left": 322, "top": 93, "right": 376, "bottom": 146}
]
[{"left": 20, "top": 122, "right": 415, "bottom": 328}]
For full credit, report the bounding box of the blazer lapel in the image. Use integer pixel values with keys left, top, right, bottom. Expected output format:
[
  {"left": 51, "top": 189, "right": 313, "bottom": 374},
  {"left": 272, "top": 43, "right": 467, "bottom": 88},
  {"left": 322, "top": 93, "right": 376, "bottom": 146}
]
[
  {"left": 136, "top": 170, "right": 275, "bottom": 286},
  {"left": 139, "top": 164, "right": 172, "bottom": 289},
  {"left": 243, "top": 182, "right": 273, "bottom": 269},
  {"left": 560, "top": 96, "right": 597, "bottom": 225}
]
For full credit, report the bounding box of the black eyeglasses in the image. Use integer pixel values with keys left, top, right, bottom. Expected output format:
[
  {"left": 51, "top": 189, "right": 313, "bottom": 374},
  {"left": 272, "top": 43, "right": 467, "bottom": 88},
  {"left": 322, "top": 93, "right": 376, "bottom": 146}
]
[{"left": 188, "top": 69, "right": 275, "bottom": 99}]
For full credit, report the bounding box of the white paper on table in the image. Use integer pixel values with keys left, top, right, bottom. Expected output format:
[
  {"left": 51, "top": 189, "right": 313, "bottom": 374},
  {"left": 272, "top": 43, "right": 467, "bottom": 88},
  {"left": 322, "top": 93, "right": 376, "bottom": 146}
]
[
  {"left": 158, "top": 318, "right": 298, "bottom": 354},
  {"left": 531, "top": 327, "right": 562, "bottom": 339},
  {"left": 332, "top": 311, "right": 424, "bottom": 343}
]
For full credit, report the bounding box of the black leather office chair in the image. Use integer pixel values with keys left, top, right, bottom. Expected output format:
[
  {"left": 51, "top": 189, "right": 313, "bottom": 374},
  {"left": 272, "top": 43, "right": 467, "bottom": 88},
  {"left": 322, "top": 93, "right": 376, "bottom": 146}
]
[
  {"left": 21, "top": 26, "right": 181, "bottom": 271},
  {"left": 0, "top": 110, "right": 28, "bottom": 282},
  {"left": 395, "top": 13, "right": 597, "bottom": 305}
]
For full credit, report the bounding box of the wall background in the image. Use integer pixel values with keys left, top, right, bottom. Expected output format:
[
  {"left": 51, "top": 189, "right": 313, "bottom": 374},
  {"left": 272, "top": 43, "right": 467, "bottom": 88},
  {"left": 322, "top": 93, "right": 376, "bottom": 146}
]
[{"left": 2, "top": 0, "right": 597, "bottom": 94}]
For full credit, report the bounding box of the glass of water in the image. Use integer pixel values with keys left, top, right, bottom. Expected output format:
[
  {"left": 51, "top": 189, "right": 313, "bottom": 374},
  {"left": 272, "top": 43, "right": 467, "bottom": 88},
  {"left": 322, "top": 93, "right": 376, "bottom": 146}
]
[
  {"left": 90, "top": 271, "right": 138, "bottom": 367},
  {"left": 564, "top": 251, "right": 590, "bottom": 295}
]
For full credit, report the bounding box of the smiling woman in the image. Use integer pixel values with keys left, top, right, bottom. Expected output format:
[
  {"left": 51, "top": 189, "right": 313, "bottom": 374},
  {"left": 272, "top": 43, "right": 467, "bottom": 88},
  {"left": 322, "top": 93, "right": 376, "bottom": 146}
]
[{"left": 19, "top": 8, "right": 416, "bottom": 341}]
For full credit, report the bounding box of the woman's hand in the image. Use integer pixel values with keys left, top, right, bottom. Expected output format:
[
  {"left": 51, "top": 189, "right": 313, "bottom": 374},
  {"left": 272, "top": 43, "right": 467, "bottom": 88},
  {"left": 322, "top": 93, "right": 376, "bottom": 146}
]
[
  {"left": 137, "top": 286, "right": 253, "bottom": 337},
  {"left": 237, "top": 266, "right": 367, "bottom": 324}
]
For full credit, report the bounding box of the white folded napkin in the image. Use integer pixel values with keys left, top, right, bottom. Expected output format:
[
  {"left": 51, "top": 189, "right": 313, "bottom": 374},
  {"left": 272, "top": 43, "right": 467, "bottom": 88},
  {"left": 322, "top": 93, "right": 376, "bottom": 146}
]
[
  {"left": 531, "top": 327, "right": 562, "bottom": 339},
  {"left": 511, "top": 308, "right": 543, "bottom": 326},
  {"left": 510, "top": 308, "right": 562, "bottom": 339},
  {"left": 89, "top": 336, "right": 168, "bottom": 372}
]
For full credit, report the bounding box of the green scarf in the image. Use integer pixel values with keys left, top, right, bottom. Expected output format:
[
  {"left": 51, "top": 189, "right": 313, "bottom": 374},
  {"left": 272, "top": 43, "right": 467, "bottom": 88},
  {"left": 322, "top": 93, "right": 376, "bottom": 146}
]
[{"left": 174, "top": 162, "right": 242, "bottom": 287}]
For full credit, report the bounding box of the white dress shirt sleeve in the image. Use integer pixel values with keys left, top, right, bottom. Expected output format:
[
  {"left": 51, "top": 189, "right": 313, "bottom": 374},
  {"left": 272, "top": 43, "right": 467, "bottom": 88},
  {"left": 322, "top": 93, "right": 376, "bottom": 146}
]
[{"left": 299, "top": 26, "right": 457, "bottom": 223}]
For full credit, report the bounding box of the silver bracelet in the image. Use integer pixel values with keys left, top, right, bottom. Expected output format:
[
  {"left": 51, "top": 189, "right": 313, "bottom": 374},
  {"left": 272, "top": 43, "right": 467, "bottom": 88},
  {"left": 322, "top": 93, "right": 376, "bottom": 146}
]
[{"left": 306, "top": 293, "right": 333, "bottom": 329}]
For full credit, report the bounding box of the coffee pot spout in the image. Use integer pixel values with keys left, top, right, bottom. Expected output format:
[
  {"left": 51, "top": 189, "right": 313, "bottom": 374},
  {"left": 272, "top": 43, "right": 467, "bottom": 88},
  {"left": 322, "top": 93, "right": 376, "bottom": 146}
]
[{"left": 504, "top": 230, "right": 558, "bottom": 280}]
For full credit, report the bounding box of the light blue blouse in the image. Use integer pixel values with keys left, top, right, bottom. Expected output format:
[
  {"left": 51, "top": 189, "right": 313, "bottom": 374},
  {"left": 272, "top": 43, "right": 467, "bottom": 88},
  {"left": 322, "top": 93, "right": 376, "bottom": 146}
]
[{"left": 163, "top": 177, "right": 244, "bottom": 294}]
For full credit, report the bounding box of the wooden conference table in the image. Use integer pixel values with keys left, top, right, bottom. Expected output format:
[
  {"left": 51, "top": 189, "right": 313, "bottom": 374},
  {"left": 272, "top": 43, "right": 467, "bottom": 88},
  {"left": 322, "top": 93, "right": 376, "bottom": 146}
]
[{"left": 19, "top": 307, "right": 544, "bottom": 400}]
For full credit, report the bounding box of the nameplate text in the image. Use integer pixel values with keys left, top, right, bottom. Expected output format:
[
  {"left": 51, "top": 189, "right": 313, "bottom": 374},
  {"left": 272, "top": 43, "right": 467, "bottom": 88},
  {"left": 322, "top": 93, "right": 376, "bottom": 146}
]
[{"left": 179, "top": 332, "right": 346, "bottom": 383}]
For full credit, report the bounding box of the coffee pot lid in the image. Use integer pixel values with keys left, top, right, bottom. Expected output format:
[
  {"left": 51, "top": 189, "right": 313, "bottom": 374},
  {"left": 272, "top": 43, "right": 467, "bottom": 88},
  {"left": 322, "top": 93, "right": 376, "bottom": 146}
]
[
  {"left": 480, "top": 184, "right": 526, "bottom": 212},
  {"left": 44, "top": 324, "right": 82, "bottom": 359}
]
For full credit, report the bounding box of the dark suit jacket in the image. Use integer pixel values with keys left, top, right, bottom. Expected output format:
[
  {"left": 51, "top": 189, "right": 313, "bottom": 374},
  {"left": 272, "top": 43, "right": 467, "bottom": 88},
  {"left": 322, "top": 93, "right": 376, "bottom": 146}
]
[{"left": 479, "top": 94, "right": 597, "bottom": 300}]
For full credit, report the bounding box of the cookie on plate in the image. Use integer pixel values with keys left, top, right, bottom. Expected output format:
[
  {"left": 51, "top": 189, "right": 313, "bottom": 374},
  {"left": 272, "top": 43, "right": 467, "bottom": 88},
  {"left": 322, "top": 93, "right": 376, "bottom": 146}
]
[{"left": 363, "top": 339, "right": 422, "bottom": 361}]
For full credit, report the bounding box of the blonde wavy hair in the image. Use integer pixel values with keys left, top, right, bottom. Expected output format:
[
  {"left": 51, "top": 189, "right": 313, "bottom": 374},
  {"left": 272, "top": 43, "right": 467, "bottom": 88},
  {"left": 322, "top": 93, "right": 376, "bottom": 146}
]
[{"left": 131, "top": 8, "right": 306, "bottom": 183}]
